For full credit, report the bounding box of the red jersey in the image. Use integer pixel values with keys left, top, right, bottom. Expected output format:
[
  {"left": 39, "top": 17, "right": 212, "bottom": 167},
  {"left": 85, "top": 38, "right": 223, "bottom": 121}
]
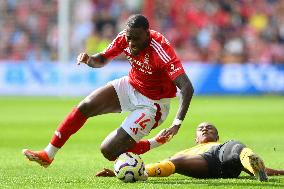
[{"left": 102, "top": 30, "right": 185, "bottom": 100}]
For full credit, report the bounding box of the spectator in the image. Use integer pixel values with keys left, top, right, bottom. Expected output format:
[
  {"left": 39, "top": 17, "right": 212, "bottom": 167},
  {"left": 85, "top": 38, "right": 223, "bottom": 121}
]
[{"left": 1, "top": 0, "right": 284, "bottom": 64}]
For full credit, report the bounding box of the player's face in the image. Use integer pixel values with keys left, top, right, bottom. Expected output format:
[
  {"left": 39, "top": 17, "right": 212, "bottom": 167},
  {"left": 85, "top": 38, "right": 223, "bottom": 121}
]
[
  {"left": 125, "top": 27, "right": 150, "bottom": 55},
  {"left": 195, "top": 122, "right": 219, "bottom": 144}
]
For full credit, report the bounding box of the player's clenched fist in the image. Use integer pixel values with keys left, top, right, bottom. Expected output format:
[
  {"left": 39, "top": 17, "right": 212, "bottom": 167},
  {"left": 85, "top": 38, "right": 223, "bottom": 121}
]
[{"left": 77, "top": 53, "right": 90, "bottom": 65}]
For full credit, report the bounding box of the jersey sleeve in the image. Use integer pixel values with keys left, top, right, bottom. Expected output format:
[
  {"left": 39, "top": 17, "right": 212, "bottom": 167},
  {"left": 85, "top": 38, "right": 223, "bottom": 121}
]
[
  {"left": 101, "top": 30, "right": 127, "bottom": 60},
  {"left": 160, "top": 39, "right": 185, "bottom": 80}
]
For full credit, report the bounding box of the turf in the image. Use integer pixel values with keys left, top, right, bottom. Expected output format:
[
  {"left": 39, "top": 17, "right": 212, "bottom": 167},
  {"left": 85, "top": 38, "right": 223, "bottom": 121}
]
[{"left": 0, "top": 96, "right": 283, "bottom": 188}]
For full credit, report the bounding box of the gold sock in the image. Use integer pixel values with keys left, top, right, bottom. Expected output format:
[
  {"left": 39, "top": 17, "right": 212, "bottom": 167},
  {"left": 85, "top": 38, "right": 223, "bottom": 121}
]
[
  {"left": 240, "top": 147, "right": 255, "bottom": 174},
  {"left": 146, "top": 160, "right": 175, "bottom": 177}
]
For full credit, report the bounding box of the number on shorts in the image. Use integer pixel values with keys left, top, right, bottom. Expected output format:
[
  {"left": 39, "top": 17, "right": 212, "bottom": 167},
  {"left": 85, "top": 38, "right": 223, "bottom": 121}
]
[{"left": 134, "top": 113, "right": 150, "bottom": 130}]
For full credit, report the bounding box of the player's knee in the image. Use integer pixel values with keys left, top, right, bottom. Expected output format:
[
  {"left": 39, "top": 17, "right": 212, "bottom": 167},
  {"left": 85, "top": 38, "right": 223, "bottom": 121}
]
[
  {"left": 222, "top": 140, "right": 246, "bottom": 161},
  {"left": 100, "top": 145, "right": 118, "bottom": 161},
  {"left": 77, "top": 99, "right": 95, "bottom": 117},
  {"left": 230, "top": 140, "right": 246, "bottom": 156}
]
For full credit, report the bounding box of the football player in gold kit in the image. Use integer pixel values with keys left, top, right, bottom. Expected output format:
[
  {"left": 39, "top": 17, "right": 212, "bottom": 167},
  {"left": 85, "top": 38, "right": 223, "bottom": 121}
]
[{"left": 97, "top": 122, "right": 284, "bottom": 181}]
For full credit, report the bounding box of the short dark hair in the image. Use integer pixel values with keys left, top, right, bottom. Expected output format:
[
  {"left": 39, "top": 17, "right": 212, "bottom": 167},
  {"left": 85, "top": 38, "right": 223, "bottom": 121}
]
[{"left": 126, "top": 14, "right": 149, "bottom": 30}]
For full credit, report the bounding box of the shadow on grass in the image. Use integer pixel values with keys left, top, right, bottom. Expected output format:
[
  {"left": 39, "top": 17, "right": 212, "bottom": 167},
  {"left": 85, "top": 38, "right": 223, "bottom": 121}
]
[{"left": 146, "top": 176, "right": 284, "bottom": 188}]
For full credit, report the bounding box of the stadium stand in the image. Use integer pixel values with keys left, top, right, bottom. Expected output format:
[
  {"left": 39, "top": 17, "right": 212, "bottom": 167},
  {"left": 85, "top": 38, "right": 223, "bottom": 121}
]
[{"left": 0, "top": 0, "right": 284, "bottom": 63}]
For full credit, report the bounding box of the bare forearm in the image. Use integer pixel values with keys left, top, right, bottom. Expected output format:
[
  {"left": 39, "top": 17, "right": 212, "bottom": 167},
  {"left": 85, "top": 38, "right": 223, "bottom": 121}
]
[
  {"left": 177, "top": 84, "right": 194, "bottom": 120},
  {"left": 174, "top": 74, "right": 194, "bottom": 120},
  {"left": 87, "top": 53, "right": 108, "bottom": 68}
]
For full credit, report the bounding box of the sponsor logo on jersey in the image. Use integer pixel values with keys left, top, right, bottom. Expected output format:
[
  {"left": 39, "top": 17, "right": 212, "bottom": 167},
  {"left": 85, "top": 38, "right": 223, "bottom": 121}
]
[{"left": 126, "top": 55, "right": 153, "bottom": 75}]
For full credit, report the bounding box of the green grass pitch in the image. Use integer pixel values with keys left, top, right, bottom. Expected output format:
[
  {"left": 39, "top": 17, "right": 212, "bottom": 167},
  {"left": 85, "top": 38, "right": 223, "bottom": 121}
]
[{"left": 0, "top": 96, "right": 283, "bottom": 188}]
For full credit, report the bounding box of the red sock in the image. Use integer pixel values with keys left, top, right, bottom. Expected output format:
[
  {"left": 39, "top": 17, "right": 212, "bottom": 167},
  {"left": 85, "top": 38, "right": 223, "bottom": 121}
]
[
  {"left": 128, "top": 140, "right": 151, "bottom": 155},
  {"left": 50, "top": 108, "right": 87, "bottom": 148}
]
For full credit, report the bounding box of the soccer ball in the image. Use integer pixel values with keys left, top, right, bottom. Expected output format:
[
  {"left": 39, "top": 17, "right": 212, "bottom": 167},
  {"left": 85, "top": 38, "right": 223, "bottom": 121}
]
[{"left": 114, "top": 152, "right": 147, "bottom": 183}]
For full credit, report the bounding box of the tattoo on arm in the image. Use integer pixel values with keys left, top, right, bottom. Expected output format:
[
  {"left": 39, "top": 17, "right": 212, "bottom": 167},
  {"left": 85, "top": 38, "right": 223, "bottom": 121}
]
[{"left": 173, "top": 73, "right": 194, "bottom": 121}]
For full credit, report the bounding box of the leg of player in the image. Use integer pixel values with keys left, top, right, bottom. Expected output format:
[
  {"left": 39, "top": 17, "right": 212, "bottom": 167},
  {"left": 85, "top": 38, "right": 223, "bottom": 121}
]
[
  {"left": 127, "top": 129, "right": 168, "bottom": 155},
  {"left": 217, "top": 140, "right": 268, "bottom": 181},
  {"left": 100, "top": 127, "right": 137, "bottom": 161},
  {"left": 100, "top": 105, "right": 165, "bottom": 161},
  {"left": 145, "top": 155, "right": 209, "bottom": 178},
  {"left": 145, "top": 160, "right": 175, "bottom": 177},
  {"left": 22, "top": 84, "right": 121, "bottom": 167},
  {"left": 170, "top": 155, "right": 210, "bottom": 178},
  {"left": 240, "top": 147, "right": 268, "bottom": 181},
  {"left": 100, "top": 127, "right": 168, "bottom": 161}
]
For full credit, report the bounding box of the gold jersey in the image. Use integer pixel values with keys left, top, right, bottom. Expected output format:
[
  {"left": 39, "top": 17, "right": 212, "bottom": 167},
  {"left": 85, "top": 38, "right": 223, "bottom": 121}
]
[{"left": 173, "top": 142, "right": 220, "bottom": 157}]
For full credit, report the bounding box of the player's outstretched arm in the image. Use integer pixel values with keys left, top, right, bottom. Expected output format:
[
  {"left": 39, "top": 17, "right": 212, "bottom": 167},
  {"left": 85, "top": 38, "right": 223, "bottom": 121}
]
[
  {"left": 77, "top": 52, "right": 108, "bottom": 68},
  {"left": 173, "top": 73, "right": 194, "bottom": 122},
  {"left": 163, "top": 74, "right": 194, "bottom": 139}
]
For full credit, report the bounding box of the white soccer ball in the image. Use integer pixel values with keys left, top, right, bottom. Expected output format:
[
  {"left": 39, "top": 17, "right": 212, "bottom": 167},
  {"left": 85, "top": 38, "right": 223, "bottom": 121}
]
[{"left": 114, "top": 152, "right": 147, "bottom": 183}]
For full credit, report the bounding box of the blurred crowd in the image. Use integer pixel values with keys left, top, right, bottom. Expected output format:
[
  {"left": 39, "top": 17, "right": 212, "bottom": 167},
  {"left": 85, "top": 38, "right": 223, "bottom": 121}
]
[
  {"left": 0, "top": 0, "right": 58, "bottom": 61},
  {"left": 1, "top": 0, "right": 284, "bottom": 64}
]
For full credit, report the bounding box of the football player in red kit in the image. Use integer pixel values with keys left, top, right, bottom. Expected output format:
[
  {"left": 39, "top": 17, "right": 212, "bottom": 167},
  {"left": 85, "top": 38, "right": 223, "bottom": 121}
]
[{"left": 22, "top": 14, "right": 194, "bottom": 168}]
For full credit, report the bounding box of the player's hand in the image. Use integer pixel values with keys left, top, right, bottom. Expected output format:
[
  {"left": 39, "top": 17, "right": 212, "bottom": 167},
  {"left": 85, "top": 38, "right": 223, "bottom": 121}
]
[
  {"left": 95, "top": 168, "right": 115, "bottom": 177},
  {"left": 162, "top": 124, "right": 181, "bottom": 142},
  {"left": 156, "top": 125, "right": 181, "bottom": 143},
  {"left": 155, "top": 129, "right": 171, "bottom": 144},
  {"left": 77, "top": 52, "right": 90, "bottom": 65}
]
